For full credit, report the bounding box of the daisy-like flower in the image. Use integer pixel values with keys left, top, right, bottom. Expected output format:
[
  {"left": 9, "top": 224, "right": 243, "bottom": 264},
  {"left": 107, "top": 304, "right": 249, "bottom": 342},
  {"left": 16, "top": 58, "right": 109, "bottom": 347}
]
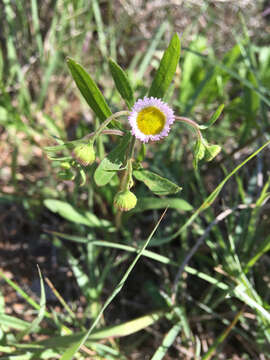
[{"left": 128, "top": 96, "right": 175, "bottom": 143}]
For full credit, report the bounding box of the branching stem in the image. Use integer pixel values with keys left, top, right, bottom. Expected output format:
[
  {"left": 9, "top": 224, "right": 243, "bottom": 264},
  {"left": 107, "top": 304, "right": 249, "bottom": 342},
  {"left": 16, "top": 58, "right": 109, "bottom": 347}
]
[{"left": 91, "top": 111, "right": 129, "bottom": 142}]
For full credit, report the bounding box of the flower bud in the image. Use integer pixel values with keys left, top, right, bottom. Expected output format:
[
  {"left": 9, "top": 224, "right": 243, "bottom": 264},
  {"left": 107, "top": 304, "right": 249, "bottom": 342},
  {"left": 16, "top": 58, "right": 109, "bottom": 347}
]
[
  {"left": 58, "top": 169, "right": 74, "bottom": 180},
  {"left": 60, "top": 161, "right": 71, "bottom": 169},
  {"left": 113, "top": 190, "right": 137, "bottom": 212},
  {"left": 73, "top": 143, "right": 95, "bottom": 166}
]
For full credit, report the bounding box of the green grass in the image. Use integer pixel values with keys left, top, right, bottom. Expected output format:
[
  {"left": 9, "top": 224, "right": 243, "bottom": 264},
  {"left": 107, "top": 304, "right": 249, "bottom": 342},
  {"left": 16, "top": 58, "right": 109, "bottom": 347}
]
[{"left": 0, "top": 1, "right": 270, "bottom": 359}]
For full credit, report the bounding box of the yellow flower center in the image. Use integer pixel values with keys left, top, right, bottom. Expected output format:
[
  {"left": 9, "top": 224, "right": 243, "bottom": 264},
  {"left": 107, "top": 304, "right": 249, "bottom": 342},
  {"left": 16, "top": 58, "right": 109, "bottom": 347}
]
[{"left": 136, "top": 106, "right": 165, "bottom": 135}]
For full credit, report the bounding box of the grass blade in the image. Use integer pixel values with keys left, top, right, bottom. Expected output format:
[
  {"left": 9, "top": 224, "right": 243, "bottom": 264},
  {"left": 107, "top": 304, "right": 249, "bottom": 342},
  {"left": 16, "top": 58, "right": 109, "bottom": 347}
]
[
  {"left": 0, "top": 314, "right": 30, "bottom": 331},
  {"left": 31, "top": 0, "right": 43, "bottom": 61},
  {"left": 137, "top": 22, "right": 168, "bottom": 79},
  {"left": 17, "top": 266, "right": 46, "bottom": 339},
  {"left": 0, "top": 271, "right": 51, "bottom": 319},
  {"left": 201, "top": 308, "right": 244, "bottom": 360},
  {"left": 154, "top": 139, "right": 270, "bottom": 245},
  {"left": 151, "top": 322, "right": 182, "bottom": 360},
  {"left": 59, "top": 209, "right": 167, "bottom": 360}
]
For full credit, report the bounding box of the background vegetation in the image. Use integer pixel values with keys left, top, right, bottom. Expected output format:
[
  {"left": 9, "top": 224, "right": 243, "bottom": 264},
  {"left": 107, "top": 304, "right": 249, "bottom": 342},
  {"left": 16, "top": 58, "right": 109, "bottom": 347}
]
[{"left": 0, "top": 0, "right": 270, "bottom": 359}]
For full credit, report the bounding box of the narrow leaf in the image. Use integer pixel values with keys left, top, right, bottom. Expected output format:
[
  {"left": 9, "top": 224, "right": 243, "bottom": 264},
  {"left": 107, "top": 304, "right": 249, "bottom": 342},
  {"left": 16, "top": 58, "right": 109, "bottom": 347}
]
[
  {"left": 109, "top": 58, "right": 134, "bottom": 109},
  {"left": 133, "top": 169, "right": 181, "bottom": 196},
  {"left": 148, "top": 33, "right": 181, "bottom": 99},
  {"left": 67, "top": 58, "right": 112, "bottom": 122},
  {"left": 199, "top": 104, "right": 224, "bottom": 130},
  {"left": 89, "top": 310, "right": 164, "bottom": 339},
  {"left": 245, "top": 235, "right": 270, "bottom": 270},
  {"left": 0, "top": 314, "right": 30, "bottom": 331},
  {"left": 151, "top": 322, "right": 182, "bottom": 360},
  {"left": 44, "top": 199, "right": 108, "bottom": 228},
  {"left": 18, "top": 266, "right": 46, "bottom": 339},
  {"left": 201, "top": 309, "right": 243, "bottom": 360},
  {"left": 31, "top": 311, "right": 164, "bottom": 353}
]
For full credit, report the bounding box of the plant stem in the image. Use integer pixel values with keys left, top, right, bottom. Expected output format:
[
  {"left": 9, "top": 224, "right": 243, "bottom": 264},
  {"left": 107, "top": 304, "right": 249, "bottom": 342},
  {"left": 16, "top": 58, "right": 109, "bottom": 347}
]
[
  {"left": 175, "top": 116, "right": 203, "bottom": 141},
  {"left": 116, "top": 136, "right": 136, "bottom": 228},
  {"left": 92, "top": 111, "right": 129, "bottom": 142},
  {"left": 83, "top": 129, "right": 124, "bottom": 141}
]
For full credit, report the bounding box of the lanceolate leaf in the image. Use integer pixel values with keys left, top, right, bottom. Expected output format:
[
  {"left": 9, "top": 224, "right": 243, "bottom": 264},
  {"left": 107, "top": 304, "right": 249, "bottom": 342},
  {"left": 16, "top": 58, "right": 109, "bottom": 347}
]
[
  {"left": 66, "top": 58, "right": 112, "bottom": 122},
  {"left": 148, "top": 33, "right": 181, "bottom": 99},
  {"left": 199, "top": 104, "right": 224, "bottom": 130},
  {"left": 44, "top": 199, "right": 111, "bottom": 228},
  {"left": 109, "top": 58, "right": 134, "bottom": 109},
  {"left": 94, "top": 133, "right": 131, "bottom": 186},
  {"left": 133, "top": 169, "right": 181, "bottom": 196}
]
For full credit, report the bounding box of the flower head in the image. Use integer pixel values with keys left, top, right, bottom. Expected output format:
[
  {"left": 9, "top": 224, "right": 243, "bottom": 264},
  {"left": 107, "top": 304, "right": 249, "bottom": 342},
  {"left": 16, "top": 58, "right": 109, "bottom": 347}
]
[
  {"left": 113, "top": 190, "right": 137, "bottom": 211},
  {"left": 128, "top": 97, "right": 175, "bottom": 143},
  {"left": 72, "top": 142, "right": 95, "bottom": 166}
]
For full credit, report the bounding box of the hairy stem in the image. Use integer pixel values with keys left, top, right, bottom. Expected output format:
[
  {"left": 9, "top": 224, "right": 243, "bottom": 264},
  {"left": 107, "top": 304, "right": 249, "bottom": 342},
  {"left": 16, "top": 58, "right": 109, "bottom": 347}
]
[
  {"left": 91, "top": 111, "right": 129, "bottom": 142},
  {"left": 175, "top": 116, "right": 203, "bottom": 141}
]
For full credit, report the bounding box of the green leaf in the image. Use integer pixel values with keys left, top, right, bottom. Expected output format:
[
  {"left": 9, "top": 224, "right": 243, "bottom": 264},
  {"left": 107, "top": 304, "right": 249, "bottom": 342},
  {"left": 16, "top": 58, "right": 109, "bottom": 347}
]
[
  {"left": 94, "top": 133, "right": 131, "bottom": 186},
  {"left": 0, "top": 314, "right": 30, "bottom": 331},
  {"left": 17, "top": 266, "right": 46, "bottom": 339},
  {"left": 245, "top": 235, "right": 270, "bottom": 270},
  {"left": 199, "top": 104, "right": 224, "bottom": 130},
  {"left": 66, "top": 58, "right": 112, "bottom": 122},
  {"left": 131, "top": 197, "right": 192, "bottom": 213},
  {"left": 151, "top": 322, "right": 182, "bottom": 360},
  {"left": 133, "top": 170, "right": 182, "bottom": 196},
  {"left": 204, "top": 144, "right": 221, "bottom": 162},
  {"left": 148, "top": 33, "right": 181, "bottom": 99},
  {"left": 109, "top": 58, "right": 134, "bottom": 109},
  {"left": 89, "top": 310, "right": 164, "bottom": 339},
  {"left": 193, "top": 139, "right": 205, "bottom": 169},
  {"left": 29, "top": 311, "right": 163, "bottom": 354},
  {"left": 44, "top": 199, "right": 110, "bottom": 228}
]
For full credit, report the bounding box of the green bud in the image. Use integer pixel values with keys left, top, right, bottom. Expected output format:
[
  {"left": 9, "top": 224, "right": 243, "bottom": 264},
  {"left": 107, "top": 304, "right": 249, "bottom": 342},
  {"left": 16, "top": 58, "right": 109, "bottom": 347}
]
[
  {"left": 113, "top": 190, "right": 137, "bottom": 212},
  {"left": 57, "top": 169, "right": 75, "bottom": 180},
  {"left": 60, "top": 161, "right": 71, "bottom": 169},
  {"left": 73, "top": 142, "right": 95, "bottom": 166},
  {"left": 204, "top": 144, "right": 221, "bottom": 162}
]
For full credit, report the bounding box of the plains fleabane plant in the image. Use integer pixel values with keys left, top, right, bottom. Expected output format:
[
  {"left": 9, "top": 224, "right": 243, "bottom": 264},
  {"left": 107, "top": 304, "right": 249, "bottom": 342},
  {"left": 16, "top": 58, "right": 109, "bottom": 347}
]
[{"left": 44, "top": 33, "right": 223, "bottom": 212}]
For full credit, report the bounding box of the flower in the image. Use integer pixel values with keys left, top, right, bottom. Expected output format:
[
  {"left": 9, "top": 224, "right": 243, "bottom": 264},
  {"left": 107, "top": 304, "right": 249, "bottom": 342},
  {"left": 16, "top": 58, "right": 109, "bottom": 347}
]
[
  {"left": 128, "top": 97, "right": 175, "bottom": 143},
  {"left": 113, "top": 190, "right": 137, "bottom": 211},
  {"left": 72, "top": 142, "right": 95, "bottom": 166}
]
